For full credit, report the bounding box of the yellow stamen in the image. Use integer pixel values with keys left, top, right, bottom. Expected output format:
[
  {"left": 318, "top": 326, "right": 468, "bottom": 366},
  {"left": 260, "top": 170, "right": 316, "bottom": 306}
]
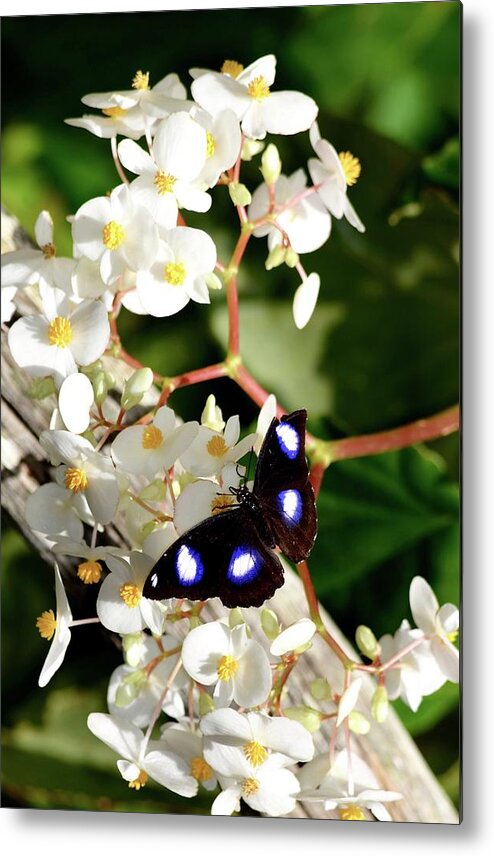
[
  {"left": 217, "top": 654, "right": 238, "bottom": 681},
  {"left": 164, "top": 262, "right": 186, "bottom": 286},
  {"left": 447, "top": 629, "right": 459, "bottom": 643},
  {"left": 338, "top": 804, "right": 366, "bottom": 821},
  {"left": 221, "top": 60, "right": 244, "bottom": 79},
  {"left": 119, "top": 582, "right": 141, "bottom": 608},
  {"left": 64, "top": 467, "right": 88, "bottom": 493},
  {"left": 102, "top": 220, "right": 125, "bottom": 250},
  {"left": 338, "top": 151, "right": 361, "bottom": 187},
  {"left": 243, "top": 741, "right": 268, "bottom": 767},
  {"left": 154, "top": 171, "right": 176, "bottom": 195},
  {"left": 241, "top": 777, "right": 260, "bottom": 797},
  {"left": 48, "top": 316, "right": 73, "bottom": 348},
  {"left": 206, "top": 435, "right": 228, "bottom": 458},
  {"left": 211, "top": 495, "right": 235, "bottom": 514},
  {"left": 132, "top": 70, "right": 150, "bottom": 91},
  {"left": 42, "top": 242, "right": 56, "bottom": 259},
  {"left": 142, "top": 425, "right": 164, "bottom": 450},
  {"left": 77, "top": 560, "right": 102, "bottom": 584},
  {"left": 128, "top": 770, "right": 148, "bottom": 790},
  {"left": 190, "top": 757, "right": 213, "bottom": 783},
  {"left": 102, "top": 106, "right": 128, "bottom": 118},
  {"left": 36, "top": 609, "right": 57, "bottom": 641},
  {"left": 247, "top": 76, "right": 270, "bottom": 101},
  {"left": 206, "top": 131, "right": 216, "bottom": 159}
]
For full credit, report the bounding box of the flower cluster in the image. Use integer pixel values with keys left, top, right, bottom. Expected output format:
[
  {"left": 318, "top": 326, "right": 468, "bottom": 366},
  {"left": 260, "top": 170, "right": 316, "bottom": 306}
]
[{"left": 1, "top": 54, "right": 458, "bottom": 822}]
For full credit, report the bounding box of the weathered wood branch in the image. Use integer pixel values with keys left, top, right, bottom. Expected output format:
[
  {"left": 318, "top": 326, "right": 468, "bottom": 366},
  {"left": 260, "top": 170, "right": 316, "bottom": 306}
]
[{"left": 0, "top": 206, "right": 458, "bottom": 823}]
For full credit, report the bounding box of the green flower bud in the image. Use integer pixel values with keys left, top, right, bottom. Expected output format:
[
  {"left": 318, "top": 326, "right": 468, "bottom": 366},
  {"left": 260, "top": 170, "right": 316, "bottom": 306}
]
[
  {"left": 201, "top": 394, "right": 225, "bottom": 432},
  {"left": 229, "top": 182, "right": 252, "bottom": 207},
  {"left": 284, "top": 247, "right": 299, "bottom": 268},
  {"left": 371, "top": 685, "right": 389, "bottom": 723},
  {"left": 229, "top": 608, "right": 245, "bottom": 628},
  {"left": 355, "top": 625, "right": 380, "bottom": 660},
  {"left": 284, "top": 705, "right": 322, "bottom": 733},
  {"left": 198, "top": 692, "right": 215, "bottom": 716},
  {"left": 265, "top": 245, "right": 286, "bottom": 271},
  {"left": 260, "top": 608, "right": 280, "bottom": 641},
  {"left": 241, "top": 138, "right": 265, "bottom": 161},
  {"left": 28, "top": 377, "right": 56, "bottom": 400},
  {"left": 348, "top": 711, "right": 371, "bottom": 735},
  {"left": 205, "top": 272, "right": 223, "bottom": 291},
  {"left": 310, "top": 677, "right": 332, "bottom": 701},
  {"left": 121, "top": 367, "right": 154, "bottom": 411},
  {"left": 93, "top": 370, "right": 114, "bottom": 406},
  {"left": 140, "top": 479, "right": 167, "bottom": 502},
  {"left": 261, "top": 143, "right": 282, "bottom": 186},
  {"left": 122, "top": 633, "right": 146, "bottom": 668}
]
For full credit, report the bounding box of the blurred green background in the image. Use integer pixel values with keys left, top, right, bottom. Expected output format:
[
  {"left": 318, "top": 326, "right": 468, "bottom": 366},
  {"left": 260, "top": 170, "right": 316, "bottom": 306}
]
[{"left": 2, "top": 2, "right": 460, "bottom": 814}]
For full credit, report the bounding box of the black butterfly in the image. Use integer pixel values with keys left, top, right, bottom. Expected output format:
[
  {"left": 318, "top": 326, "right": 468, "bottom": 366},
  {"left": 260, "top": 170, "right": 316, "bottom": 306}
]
[{"left": 143, "top": 409, "right": 317, "bottom": 608}]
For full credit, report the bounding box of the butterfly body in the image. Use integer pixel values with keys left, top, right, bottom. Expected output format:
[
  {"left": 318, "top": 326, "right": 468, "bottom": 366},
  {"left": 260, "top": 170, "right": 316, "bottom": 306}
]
[{"left": 143, "top": 409, "right": 317, "bottom": 608}]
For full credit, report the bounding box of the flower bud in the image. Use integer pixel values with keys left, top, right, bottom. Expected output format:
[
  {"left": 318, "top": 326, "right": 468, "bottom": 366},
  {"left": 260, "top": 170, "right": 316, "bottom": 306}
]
[
  {"left": 140, "top": 479, "right": 167, "bottom": 502},
  {"left": 121, "top": 367, "right": 154, "bottom": 411},
  {"left": 122, "top": 633, "right": 147, "bottom": 668},
  {"left": 114, "top": 669, "right": 146, "bottom": 707},
  {"left": 241, "top": 138, "right": 265, "bottom": 161},
  {"left": 349, "top": 711, "right": 371, "bottom": 734},
  {"left": 29, "top": 377, "right": 56, "bottom": 400},
  {"left": 229, "top": 182, "right": 252, "bottom": 207},
  {"left": 198, "top": 691, "right": 215, "bottom": 716},
  {"left": 265, "top": 245, "right": 286, "bottom": 271},
  {"left": 284, "top": 247, "right": 299, "bottom": 268},
  {"left": 201, "top": 394, "right": 225, "bottom": 432},
  {"left": 284, "top": 705, "right": 322, "bottom": 733},
  {"left": 356, "top": 625, "right": 380, "bottom": 660},
  {"left": 205, "top": 272, "right": 222, "bottom": 291},
  {"left": 310, "top": 677, "right": 332, "bottom": 701},
  {"left": 93, "top": 370, "right": 114, "bottom": 406},
  {"left": 229, "top": 608, "right": 244, "bottom": 628},
  {"left": 371, "top": 685, "right": 389, "bottom": 723},
  {"left": 261, "top": 608, "right": 280, "bottom": 641},
  {"left": 261, "top": 144, "right": 282, "bottom": 186}
]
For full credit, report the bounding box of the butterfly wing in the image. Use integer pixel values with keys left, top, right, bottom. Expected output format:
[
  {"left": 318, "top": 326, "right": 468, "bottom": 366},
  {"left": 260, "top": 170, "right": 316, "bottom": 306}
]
[
  {"left": 143, "top": 506, "right": 285, "bottom": 608},
  {"left": 254, "top": 409, "right": 318, "bottom": 564}
]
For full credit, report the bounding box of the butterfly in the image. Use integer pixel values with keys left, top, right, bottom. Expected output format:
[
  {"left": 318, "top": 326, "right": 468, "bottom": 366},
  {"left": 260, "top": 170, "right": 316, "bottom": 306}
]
[{"left": 143, "top": 409, "right": 317, "bottom": 608}]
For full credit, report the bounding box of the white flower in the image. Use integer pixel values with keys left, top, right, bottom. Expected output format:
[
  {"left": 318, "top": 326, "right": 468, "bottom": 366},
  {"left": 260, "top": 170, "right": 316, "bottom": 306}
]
[
  {"left": 292, "top": 272, "right": 321, "bottom": 330},
  {"left": 182, "top": 621, "right": 272, "bottom": 708},
  {"left": 40, "top": 429, "right": 119, "bottom": 524},
  {"left": 173, "top": 462, "right": 243, "bottom": 535},
  {"left": 111, "top": 406, "right": 198, "bottom": 479},
  {"left": 87, "top": 712, "right": 197, "bottom": 797},
  {"left": 35, "top": 563, "right": 73, "bottom": 687},
  {"left": 270, "top": 618, "right": 316, "bottom": 656},
  {"left": 409, "top": 576, "right": 459, "bottom": 683},
  {"left": 161, "top": 723, "right": 218, "bottom": 792},
  {"left": 26, "top": 482, "right": 92, "bottom": 541},
  {"left": 191, "top": 107, "right": 242, "bottom": 188},
  {"left": 1, "top": 285, "right": 17, "bottom": 323},
  {"left": 8, "top": 289, "right": 110, "bottom": 388},
  {"left": 50, "top": 536, "right": 126, "bottom": 585},
  {"left": 57, "top": 372, "right": 95, "bottom": 434},
  {"left": 81, "top": 71, "right": 191, "bottom": 121},
  {"left": 1, "top": 210, "right": 75, "bottom": 295},
  {"left": 135, "top": 227, "right": 216, "bottom": 317},
  {"left": 308, "top": 122, "right": 365, "bottom": 232},
  {"left": 211, "top": 752, "right": 300, "bottom": 817},
  {"left": 297, "top": 750, "right": 402, "bottom": 821},
  {"left": 191, "top": 54, "right": 318, "bottom": 140},
  {"left": 71, "top": 257, "right": 114, "bottom": 306},
  {"left": 108, "top": 633, "right": 186, "bottom": 727},
  {"left": 336, "top": 678, "right": 363, "bottom": 726},
  {"left": 97, "top": 551, "right": 168, "bottom": 635},
  {"left": 201, "top": 708, "right": 314, "bottom": 775},
  {"left": 72, "top": 183, "right": 160, "bottom": 285},
  {"left": 380, "top": 620, "right": 446, "bottom": 712},
  {"left": 249, "top": 170, "right": 330, "bottom": 254},
  {"left": 118, "top": 112, "right": 210, "bottom": 228},
  {"left": 179, "top": 414, "right": 256, "bottom": 478},
  {"left": 65, "top": 105, "right": 147, "bottom": 141}
]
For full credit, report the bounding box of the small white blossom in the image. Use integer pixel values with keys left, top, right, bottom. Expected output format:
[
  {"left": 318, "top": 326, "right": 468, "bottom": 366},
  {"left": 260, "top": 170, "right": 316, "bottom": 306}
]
[
  {"left": 36, "top": 563, "right": 73, "bottom": 687},
  {"left": 191, "top": 107, "right": 242, "bottom": 188},
  {"left": 409, "top": 576, "right": 459, "bottom": 683},
  {"left": 161, "top": 723, "right": 218, "bottom": 792},
  {"left": 179, "top": 414, "right": 256, "bottom": 478},
  {"left": 87, "top": 712, "right": 197, "bottom": 797},
  {"left": 1, "top": 210, "right": 75, "bottom": 295},
  {"left": 65, "top": 105, "right": 147, "bottom": 141},
  {"left": 191, "top": 54, "right": 318, "bottom": 140},
  {"left": 182, "top": 621, "right": 272, "bottom": 708},
  {"left": 97, "top": 551, "right": 167, "bottom": 635},
  {"left": 81, "top": 71, "right": 191, "bottom": 121},
  {"left": 173, "top": 463, "right": 242, "bottom": 535},
  {"left": 380, "top": 620, "right": 446, "bottom": 712},
  {"left": 211, "top": 752, "right": 300, "bottom": 817},
  {"left": 308, "top": 122, "right": 365, "bottom": 232},
  {"left": 111, "top": 406, "right": 199, "bottom": 479},
  {"left": 26, "top": 482, "right": 92, "bottom": 542}
]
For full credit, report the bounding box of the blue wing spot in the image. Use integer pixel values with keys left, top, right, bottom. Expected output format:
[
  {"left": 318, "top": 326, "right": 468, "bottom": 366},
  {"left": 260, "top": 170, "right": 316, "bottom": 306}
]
[
  {"left": 275, "top": 423, "right": 300, "bottom": 459},
  {"left": 227, "top": 546, "right": 262, "bottom": 586},
  {"left": 175, "top": 544, "right": 204, "bottom": 586},
  {"left": 277, "top": 489, "right": 303, "bottom": 525}
]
